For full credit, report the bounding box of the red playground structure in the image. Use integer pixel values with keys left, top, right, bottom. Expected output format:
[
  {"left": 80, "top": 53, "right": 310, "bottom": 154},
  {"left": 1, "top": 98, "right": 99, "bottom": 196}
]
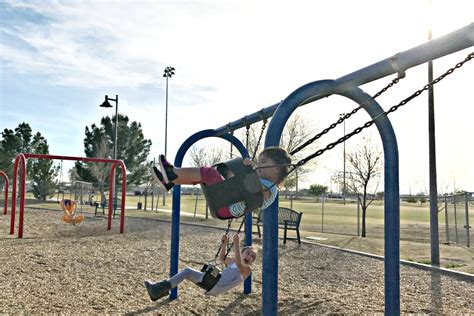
[{"left": 9, "top": 153, "right": 127, "bottom": 238}]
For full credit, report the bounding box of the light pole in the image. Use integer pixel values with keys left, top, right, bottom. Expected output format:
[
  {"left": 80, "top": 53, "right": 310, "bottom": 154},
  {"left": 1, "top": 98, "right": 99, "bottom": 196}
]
[
  {"left": 339, "top": 113, "right": 346, "bottom": 205},
  {"left": 100, "top": 95, "right": 119, "bottom": 160},
  {"left": 100, "top": 95, "right": 119, "bottom": 208},
  {"left": 163, "top": 66, "right": 175, "bottom": 205}
]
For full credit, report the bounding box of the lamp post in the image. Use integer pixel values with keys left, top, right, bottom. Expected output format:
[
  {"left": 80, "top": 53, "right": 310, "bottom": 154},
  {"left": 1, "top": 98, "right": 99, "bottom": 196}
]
[
  {"left": 339, "top": 113, "right": 346, "bottom": 205},
  {"left": 100, "top": 94, "right": 119, "bottom": 208},
  {"left": 163, "top": 66, "right": 175, "bottom": 205},
  {"left": 100, "top": 95, "right": 119, "bottom": 160}
]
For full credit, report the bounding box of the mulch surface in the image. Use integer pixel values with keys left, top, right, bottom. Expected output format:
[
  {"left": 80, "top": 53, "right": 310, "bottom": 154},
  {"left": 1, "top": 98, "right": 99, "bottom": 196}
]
[{"left": 0, "top": 208, "right": 472, "bottom": 314}]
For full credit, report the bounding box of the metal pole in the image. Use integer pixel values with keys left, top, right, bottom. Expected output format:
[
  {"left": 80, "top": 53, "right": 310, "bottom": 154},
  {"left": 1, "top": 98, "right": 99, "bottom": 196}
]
[
  {"left": 428, "top": 22, "right": 440, "bottom": 267},
  {"left": 454, "top": 195, "right": 459, "bottom": 244},
  {"left": 163, "top": 75, "right": 169, "bottom": 206},
  {"left": 165, "top": 76, "right": 169, "bottom": 158},
  {"left": 114, "top": 95, "right": 118, "bottom": 211},
  {"left": 341, "top": 113, "right": 346, "bottom": 205},
  {"left": 295, "top": 168, "right": 298, "bottom": 201},
  {"left": 444, "top": 194, "right": 449, "bottom": 244},
  {"left": 465, "top": 192, "right": 470, "bottom": 248},
  {"left": 357, "top": 194, "right": 360, "bottom": 237},
  {"left": 114, "top": 95, "right": 118, "bottom": 160},
  {"left": 321, "top": 194, "right": 324, "bottom": 233}
]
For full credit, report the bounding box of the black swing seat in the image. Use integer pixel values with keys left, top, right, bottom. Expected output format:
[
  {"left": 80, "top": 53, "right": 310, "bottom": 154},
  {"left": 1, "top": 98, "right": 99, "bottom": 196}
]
[
  {"left": 197, "top": 263, "right": 222, "bottom": 291},
  {"left": 201, "top": 157, "right": 263, "bottom": 220}
]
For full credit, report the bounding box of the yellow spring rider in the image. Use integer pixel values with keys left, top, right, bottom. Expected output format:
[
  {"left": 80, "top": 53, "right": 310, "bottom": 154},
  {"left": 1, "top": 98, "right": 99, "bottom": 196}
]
[{"left": 60, "top": 199, "right": 85, "bottom": 225}]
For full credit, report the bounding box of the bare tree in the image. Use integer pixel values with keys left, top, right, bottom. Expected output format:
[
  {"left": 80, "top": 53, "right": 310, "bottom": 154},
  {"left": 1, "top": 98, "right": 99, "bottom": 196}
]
[
  {"left": 189, "top": 145, "right": 224, "bottom": 167},
  {"left": 236, "top": 113, "right": 318, "bottom": 192},
  {"left": 342, "top": 137, "right": 382, "bottom": 237},
  {"left": 88, "top": 136, "right": 109, "bottom": 202}
]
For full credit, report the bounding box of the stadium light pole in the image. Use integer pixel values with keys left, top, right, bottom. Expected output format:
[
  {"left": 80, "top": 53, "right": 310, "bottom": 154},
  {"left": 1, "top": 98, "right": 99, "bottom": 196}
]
[{"left": 163, "top": 66, "right": 175, "bottom": 205}]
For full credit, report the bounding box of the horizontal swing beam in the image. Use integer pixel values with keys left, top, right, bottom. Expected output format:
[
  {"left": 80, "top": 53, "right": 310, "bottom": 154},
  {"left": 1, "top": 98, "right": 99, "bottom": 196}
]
[{"left": 213, "top": 22, "right": 474, "bottom": 136}]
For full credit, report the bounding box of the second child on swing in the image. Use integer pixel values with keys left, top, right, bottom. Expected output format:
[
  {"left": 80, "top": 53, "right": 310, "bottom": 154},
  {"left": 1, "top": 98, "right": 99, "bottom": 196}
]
[
  {"left": 144, "top": 233, "right": 256, "bottom": 301},
  {"left": 151, "top": 146, "right": 292, "bottom": 219}
]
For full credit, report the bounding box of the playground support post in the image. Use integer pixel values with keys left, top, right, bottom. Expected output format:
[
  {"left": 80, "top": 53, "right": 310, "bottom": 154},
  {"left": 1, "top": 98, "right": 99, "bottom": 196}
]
[
  {"left": 0, "top": 171, "right": 8, "bottom": 215},
  {"left": 264, "top": 80, "right": 400, "bottom": 315},
  {"left": 169, "top": 129, "right": 251, "bottom": 300},
  {"left": 8, "top": 153, "right": 127, "bottom": 238}
]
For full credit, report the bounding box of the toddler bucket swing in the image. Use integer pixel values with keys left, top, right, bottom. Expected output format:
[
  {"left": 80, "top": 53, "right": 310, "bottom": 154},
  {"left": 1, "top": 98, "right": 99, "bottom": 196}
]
[
  {"left": 202, "top": 114, "right": 268, "bottom": 220},
  {"left": 201, "top": 157, "right": 264, "bottom": 220},
  {"left": 60, "top": 199, "right": 85, "bottom": 225}
]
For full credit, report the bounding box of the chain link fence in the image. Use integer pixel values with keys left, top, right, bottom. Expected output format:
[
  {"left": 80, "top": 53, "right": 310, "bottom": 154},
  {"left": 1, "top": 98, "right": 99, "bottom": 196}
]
[{"left": 441, "top": 192, "right": 472, "bottom": 248}]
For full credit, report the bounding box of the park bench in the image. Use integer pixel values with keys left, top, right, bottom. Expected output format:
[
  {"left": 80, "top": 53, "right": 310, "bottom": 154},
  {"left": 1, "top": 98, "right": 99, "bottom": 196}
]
[
  {"left": 94, "top": 198, "right": 122, "bottom": 217},
  {"left": 253, "top": 207, "right": 303, "bottom": 244}
]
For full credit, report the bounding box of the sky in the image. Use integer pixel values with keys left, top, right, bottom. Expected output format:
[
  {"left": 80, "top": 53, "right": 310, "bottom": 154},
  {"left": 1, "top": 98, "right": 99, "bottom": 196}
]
[{"left": 1, "top": 0, "right": 473, "bottom": 194}]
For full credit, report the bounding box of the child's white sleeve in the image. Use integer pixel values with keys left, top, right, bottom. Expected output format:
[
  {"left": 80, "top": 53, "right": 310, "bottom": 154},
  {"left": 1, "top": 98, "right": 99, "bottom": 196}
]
[{"left": 260, "top": 179, "right": 278, "bottom": 210}]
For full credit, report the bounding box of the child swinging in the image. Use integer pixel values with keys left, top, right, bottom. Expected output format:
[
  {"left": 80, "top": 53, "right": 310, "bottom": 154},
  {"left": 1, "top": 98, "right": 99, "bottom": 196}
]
[
  {"left": 144, "top": 233, "right": 256, "bottom": 301},
  {"left": 152, "top": 146, "right": 292, "bottom": 219},
  {"left": 59, "top": 199, "right": 84, "bottom": 225}
]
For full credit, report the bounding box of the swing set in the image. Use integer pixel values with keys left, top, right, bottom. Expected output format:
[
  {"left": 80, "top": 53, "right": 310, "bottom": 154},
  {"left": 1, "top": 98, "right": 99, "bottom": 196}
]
[
  {"left": 8, "top": 154, "right": 127, "bottom": 238},
  {"left": 168, "top": 23, "right": 474, "bottom": 315}
]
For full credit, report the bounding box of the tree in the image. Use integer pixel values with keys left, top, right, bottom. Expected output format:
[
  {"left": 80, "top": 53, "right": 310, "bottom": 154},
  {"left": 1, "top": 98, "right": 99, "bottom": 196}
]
[
  {"left": 236, "top": 113, "right": 318, "bottom": 191},
  {"left": 309, "top": 184, "right": 328, "bottom": 202},
  {"left": 189, "top": 145, "right": 224, "bottom": 167},
  {"left": 0, "top": 123, "right": 58, "bottom": 200},
  {"left": 337, "top": 137, "right": 382, "bottom": 237},
  {"left": 29, "top": 133, "right": 59, "bottom": 200},
  {"left": 78, "top": 114, "right": 152, "bottom": 195},
  {"left": 0, "top": 123, "right": 33, "bottom": 177}
]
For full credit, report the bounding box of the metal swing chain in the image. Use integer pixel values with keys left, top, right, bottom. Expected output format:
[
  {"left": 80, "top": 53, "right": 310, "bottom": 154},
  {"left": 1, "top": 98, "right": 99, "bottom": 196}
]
[
  {"left": 290, "top": 76, "right": 402, "bottom": 156},
  {"left": 251, "top": 115, "right": 268, "bottom": 161},
  {"left": 213, "top": 219, "right": 246, "bottom": 263},
  {"left": 292, "top": 51, "right": 474, "bottom": 171}
]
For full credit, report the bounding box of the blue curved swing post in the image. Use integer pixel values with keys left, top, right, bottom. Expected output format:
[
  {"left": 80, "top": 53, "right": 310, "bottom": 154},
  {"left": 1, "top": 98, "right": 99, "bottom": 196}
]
[{"left": 169, "top": 129, "right": 254, "bottom": 299}]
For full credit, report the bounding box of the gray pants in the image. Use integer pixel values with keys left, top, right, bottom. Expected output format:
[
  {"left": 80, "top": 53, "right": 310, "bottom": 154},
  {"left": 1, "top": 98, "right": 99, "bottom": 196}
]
[{"left": 169, "top": 267, "right": 204, "bottom": 288}]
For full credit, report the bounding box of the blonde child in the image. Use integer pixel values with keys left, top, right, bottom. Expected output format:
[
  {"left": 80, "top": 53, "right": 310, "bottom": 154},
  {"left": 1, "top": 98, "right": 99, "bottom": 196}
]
[{"left": 144, "top": 233, "right": 256, "bottom": 301}]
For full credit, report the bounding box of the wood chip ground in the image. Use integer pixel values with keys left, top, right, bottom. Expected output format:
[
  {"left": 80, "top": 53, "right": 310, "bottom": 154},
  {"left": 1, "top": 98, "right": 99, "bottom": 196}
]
[{"left": 0, "top": 209, "right": 472, "bottom": 314}]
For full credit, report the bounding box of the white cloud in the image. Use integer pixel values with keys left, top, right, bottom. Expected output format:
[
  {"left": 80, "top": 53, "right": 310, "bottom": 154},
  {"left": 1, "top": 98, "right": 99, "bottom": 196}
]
[{"left": 1, "top": 0, "right": 473, "bottom": 193}]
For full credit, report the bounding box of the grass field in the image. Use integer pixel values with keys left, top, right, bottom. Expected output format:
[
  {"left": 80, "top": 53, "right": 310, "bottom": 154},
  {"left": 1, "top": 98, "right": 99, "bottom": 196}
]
[{"left": 2, "top": 191, "right": 473, "bottom": 274}]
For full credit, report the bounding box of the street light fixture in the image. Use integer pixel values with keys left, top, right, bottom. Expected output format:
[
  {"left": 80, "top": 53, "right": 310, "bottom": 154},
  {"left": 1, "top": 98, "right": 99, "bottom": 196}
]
[
  {"left": 100, "top": 95, "right": 119, "bottom": 160},
  {"left": 100, "top": 94, "right": 119, "bottom": 210},
  {"left": 163, "top": 66, "right": 175, "bottom": 157},
  {"left": 162, "top": 66, "right": 175, "bottom": 205},
  {"left": 339, "top": 113, "right": 346, "bottom": 205}
]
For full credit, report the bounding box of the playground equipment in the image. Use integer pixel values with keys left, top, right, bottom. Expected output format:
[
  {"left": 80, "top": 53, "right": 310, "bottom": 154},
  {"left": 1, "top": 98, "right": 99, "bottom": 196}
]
[
  {"left": 168, "top": 23, "right": 474, "bottom": 315},
  {"left": 60, "top": 199, "right": 85, "bottom": 225},
  {"left": 0, "top": 171, "right": 8, "bottom": 215},
  {"left": 8, "top": 154, "right": 127, "bottom": 238},
  {"left": 201, "top": 157, "right": 264, "bottom": 219}
]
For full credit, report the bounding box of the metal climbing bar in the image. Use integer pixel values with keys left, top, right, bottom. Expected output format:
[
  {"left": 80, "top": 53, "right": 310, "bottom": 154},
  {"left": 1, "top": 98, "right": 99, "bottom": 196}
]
[{"left": 213, "top": 23, "right": 474, "bottom": 136}]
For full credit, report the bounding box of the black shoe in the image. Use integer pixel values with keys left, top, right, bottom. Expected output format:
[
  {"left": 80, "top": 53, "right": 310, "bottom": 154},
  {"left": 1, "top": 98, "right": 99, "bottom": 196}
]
[
  {"left": 151, "top": 166, "right": 174, "bottom": 192},
  {"left": 158, "top": 155, "right": 178, "bottom": 183},
  {"left": 144, "top": 280, "right": 171, "bottom": 301}
]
